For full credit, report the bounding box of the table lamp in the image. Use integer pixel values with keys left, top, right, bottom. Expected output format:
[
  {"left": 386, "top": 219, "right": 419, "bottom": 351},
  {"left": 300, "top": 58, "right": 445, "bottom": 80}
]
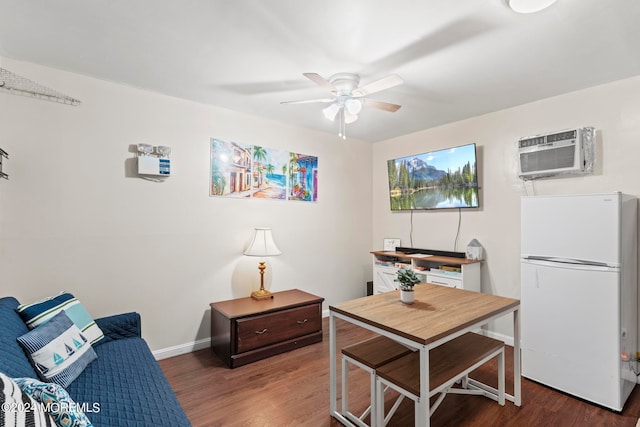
[{"left": 244, "top": 227, "right": 282, "bottom": 300}]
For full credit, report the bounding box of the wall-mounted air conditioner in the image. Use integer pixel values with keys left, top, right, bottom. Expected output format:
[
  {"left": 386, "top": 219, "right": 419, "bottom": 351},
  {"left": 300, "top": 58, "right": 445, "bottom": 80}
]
[{"left": 517, "top": 127, "right": 595, "bottom": 180}]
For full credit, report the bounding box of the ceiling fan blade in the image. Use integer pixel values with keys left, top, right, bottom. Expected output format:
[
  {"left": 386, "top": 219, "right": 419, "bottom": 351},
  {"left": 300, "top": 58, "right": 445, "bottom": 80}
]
[
  {"left": 303, "top": 73, "right": 337, "bottom": 93},
  {"left": 352, "top": 74, "right": 404, "bottom": 97},
  {"left": 364, "top": 99, "right": 402, "bottom": 112},
  {"left": 280, "top": 98, "right": 335, "bottom": 105}
]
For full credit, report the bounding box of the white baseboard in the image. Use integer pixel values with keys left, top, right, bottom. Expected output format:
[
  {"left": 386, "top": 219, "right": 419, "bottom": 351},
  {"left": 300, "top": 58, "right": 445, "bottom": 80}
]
[
  {"left": 152, "top": 337, "right": 211, "bottom": 360},
  {"left": 482, "top": 329, "right": 514, "bottom": 347}
]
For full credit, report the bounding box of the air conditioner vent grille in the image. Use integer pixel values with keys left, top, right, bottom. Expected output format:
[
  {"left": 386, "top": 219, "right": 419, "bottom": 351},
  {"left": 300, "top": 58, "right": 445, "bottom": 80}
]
[{"left": 517, "top": 127, "right": 595, "bottom": 180}]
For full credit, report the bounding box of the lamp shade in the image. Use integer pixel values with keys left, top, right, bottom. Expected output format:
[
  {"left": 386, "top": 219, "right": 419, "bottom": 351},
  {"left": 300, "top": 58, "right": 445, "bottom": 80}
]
[{"left": 244, "top": 227, "right": 282, "bottom": 257}]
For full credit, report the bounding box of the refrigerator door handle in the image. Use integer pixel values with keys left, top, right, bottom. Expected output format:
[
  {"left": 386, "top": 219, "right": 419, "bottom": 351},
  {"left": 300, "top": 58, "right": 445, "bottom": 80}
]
[
  {"left": 525, "top": 256, "right": 609, "bottom": 267},
  {"left": 522, "top": 256, "right": 618, "bottom": 271}
]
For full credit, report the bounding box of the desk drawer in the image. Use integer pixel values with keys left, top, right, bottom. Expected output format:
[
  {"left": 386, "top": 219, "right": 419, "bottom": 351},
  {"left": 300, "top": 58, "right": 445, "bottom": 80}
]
[
  {"left": 426, "top": 274, "right": 461, "bottom": 288},
  {"left": 236, "top": 304, "right": 321, "bottom": 353}
]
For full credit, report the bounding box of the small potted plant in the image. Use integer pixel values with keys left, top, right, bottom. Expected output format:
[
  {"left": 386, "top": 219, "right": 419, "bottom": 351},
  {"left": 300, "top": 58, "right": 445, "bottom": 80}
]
[{"left": 395, "top": 268, "right": 421, "bottom": 304}]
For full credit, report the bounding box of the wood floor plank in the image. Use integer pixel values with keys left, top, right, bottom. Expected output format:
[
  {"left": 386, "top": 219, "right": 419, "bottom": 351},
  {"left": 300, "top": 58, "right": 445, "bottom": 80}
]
[{"left": 159, "top": 317, "right": 640, "bottom": 426}]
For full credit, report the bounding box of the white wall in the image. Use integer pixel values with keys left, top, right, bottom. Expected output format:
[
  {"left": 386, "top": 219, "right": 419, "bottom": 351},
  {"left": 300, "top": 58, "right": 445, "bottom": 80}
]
[
  {"left": 3, "top": 56, "right": 639, "bottom": 355},
  {"left": 373, "top": 75, "right": 640, "bottom": 341},
  {"left": 0, "top": 58, "right": 373, "bottom": 353}
]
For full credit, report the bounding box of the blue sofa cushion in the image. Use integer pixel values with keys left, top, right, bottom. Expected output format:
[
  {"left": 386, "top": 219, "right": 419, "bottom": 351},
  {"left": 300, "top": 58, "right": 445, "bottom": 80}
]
[
  {"left": 0, "top": 297, "right": 39, "bottom": 378},
  {"left": 17, "top": 311, "right": 97, "bottom": 388},
  {"left": 65, "top": 338, "right": 190, "bottom": 426}
]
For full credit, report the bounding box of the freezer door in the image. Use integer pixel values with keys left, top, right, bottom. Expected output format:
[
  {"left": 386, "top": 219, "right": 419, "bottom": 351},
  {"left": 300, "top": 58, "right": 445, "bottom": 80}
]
[
  {"left": 521, "top": 260, "right": 626, "bottom": 410},
  {"left": 521, "top": 194, "right": 620, "bottom": 266}
]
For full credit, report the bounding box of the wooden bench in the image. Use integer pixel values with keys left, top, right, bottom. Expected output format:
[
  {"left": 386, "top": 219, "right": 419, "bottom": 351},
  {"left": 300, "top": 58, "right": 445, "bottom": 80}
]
[
  {"left": 341, "top": 336, "right": 412, "bottom": 427},
  {"left": 375, "top": 332, "right": 505, "bottom": 426}
]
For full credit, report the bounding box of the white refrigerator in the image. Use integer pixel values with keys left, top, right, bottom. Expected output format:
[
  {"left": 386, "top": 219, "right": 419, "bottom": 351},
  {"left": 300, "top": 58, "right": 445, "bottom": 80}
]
[{"left": 521, "top": 193, "right": 637, "bottom": 411}]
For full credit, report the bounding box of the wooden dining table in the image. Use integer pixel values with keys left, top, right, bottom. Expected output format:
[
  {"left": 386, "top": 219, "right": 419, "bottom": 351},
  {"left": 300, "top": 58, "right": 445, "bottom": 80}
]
[{"left": 329, "top": 283, "right": 521, "bottom": 426}]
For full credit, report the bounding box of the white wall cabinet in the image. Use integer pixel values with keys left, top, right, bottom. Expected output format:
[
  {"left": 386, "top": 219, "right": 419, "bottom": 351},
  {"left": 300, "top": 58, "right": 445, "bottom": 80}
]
[{"left": 371, "top": 250, "right": 481, "bottom": 295}]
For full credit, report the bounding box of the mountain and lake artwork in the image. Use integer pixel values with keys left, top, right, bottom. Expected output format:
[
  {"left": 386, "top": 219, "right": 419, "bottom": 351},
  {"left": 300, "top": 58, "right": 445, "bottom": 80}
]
[{"left": 387, "top": 143, "right": 479, "bottom": 210}]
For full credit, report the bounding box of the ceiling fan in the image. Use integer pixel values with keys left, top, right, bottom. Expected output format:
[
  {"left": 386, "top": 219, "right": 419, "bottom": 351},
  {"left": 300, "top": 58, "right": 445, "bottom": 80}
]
[{"left": 281, "top": 72, "right": 403, "bottom": 139}]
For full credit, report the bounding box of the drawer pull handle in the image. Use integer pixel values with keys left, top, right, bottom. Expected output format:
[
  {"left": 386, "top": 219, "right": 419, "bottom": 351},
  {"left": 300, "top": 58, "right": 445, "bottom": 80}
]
[
  {"left": 433, "top": 281, "right": 457, "bottom": 288},
  {"left": 297, "top": 319, "right": 308, "bottom": 325},
  {"left": 255, "top": 328, "right": 268, "bottom": 335}
]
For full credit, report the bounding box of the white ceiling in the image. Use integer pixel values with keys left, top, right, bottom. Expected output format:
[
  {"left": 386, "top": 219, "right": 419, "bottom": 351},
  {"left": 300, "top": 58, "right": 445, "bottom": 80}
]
[{"left": 1, "top": 0, "right": 639, "bottom": 142}]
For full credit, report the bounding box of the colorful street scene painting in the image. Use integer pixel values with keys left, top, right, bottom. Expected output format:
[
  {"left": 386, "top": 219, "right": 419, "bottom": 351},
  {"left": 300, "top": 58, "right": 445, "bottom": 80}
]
[
  {"left": 210, "top": 138, "right": 318, "bottom": 202},
  {"left": 252, "top": 146, "right": 288, "bottom": 200},
  {"left": 210, "top": 138, "right": 252, "bottom": 197},
  {"left": 288, "top": 152, "right": 318, "bottom": 202}
]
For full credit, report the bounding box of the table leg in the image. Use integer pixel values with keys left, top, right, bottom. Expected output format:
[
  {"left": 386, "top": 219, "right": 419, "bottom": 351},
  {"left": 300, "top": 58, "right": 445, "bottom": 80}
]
[
  {"left": 417, "top": 346, "right": 430, "bottom": 427},
  {"left": 514, "top": 308, "right": 521, "bottom": 406},
  {"left": 330, "top": 311, "right": 337, "bottom": 415}
]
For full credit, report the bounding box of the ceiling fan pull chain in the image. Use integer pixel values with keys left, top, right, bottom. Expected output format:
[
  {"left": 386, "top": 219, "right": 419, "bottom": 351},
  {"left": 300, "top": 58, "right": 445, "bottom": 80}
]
[{"left": 341, "top": 108, "right": 346, "bottom": 140}]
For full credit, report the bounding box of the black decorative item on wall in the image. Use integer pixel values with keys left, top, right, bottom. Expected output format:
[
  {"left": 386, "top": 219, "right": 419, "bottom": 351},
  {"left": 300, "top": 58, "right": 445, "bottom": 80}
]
[{"left": 0, "top": 148, "right": 8, "bottom": 180}]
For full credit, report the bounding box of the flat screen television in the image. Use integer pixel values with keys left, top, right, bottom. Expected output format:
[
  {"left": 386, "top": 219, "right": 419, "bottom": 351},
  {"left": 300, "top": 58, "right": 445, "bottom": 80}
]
[{"left": 387, "top": 143, "right": 479, "bottom": 211}]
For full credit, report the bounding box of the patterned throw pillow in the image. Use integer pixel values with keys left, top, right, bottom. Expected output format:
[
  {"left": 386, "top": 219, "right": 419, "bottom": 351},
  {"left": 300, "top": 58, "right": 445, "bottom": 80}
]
[
  {"left": 17, "top": 311, "right": 97, "bottom": 388},
  {"left": 0, "top": 372, "right": 56, "bottom": 426},
  {"left": 17, "top": 293, "right": 104, "bottom": 345},
  {"left": 14, "top": 377, "right": 93, "bottom": 427}
]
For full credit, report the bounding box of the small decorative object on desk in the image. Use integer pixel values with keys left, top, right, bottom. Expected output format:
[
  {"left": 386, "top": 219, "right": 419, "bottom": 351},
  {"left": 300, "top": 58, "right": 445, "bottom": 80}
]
[
  {"left": 383, "top": 238, "right": 401, "bottom": 252},
  {"left": 466, "top": 238, "right": 484, "bottom": 260},
  {"left": 395, "top": 268, "right": 420, "bottom": 304}
]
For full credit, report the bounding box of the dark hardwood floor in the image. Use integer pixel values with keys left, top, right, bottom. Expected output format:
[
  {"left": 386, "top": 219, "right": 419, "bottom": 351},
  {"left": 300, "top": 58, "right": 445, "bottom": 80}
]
[{"left": 159, "top": 318, "right": 640, "bottom": 426}]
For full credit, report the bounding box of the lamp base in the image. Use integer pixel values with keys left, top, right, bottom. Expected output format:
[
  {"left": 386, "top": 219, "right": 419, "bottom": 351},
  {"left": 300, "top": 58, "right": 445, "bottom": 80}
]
[{"left": 251, "top": 289, "right": 274, "bottom": 300}]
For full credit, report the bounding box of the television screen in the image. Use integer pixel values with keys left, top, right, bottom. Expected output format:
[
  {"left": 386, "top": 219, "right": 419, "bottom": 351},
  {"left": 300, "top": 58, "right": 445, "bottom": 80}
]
[{"left": 387, "top": 143, "right": 479, "bottom": 211}]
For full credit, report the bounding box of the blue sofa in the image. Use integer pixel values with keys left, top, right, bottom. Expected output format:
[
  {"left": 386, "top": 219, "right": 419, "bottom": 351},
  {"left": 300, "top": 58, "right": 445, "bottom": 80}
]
[{"left": 0, "top": 297, "right": 191, "bottom": 426}]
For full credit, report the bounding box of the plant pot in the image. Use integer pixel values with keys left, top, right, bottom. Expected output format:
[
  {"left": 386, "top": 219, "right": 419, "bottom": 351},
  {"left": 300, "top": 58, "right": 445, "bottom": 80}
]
[{"left": 400, "top": 289, "right": 415, "bottom": 304}]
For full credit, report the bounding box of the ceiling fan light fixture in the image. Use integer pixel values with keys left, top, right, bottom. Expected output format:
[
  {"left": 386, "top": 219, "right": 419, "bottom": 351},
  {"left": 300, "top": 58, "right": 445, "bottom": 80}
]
[
  {"left": 322, "top": 103, "right": 340, "bottom": 121},
  {"left": 506, "top": 0, "right": 557, "bottom": 13},
  {"left": 345, "top": 98, "right": 363, "bottom": 115},
  {"left": 283, "top": 72, "right": 404, "bottom": 140},
  {"left": 344, "top": 111, "right": 359, "bottom": 124}
]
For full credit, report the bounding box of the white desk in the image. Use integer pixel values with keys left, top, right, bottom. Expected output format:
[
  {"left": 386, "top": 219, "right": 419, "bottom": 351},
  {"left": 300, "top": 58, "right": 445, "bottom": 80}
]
[{"left": 329, "top": 284, "right": 521, "bottom": 426}]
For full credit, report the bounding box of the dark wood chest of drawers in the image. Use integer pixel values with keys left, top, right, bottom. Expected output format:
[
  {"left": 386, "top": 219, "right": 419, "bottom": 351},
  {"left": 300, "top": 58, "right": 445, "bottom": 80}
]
[{"left": 210, "top": 289, "right": 324, "bottom": 368}]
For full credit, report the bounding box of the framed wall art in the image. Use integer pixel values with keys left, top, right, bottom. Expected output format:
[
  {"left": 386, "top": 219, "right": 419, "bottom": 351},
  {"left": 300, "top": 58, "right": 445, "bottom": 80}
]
[{"left": 210, "top": 138, "right": 318, "bottom": 203}]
